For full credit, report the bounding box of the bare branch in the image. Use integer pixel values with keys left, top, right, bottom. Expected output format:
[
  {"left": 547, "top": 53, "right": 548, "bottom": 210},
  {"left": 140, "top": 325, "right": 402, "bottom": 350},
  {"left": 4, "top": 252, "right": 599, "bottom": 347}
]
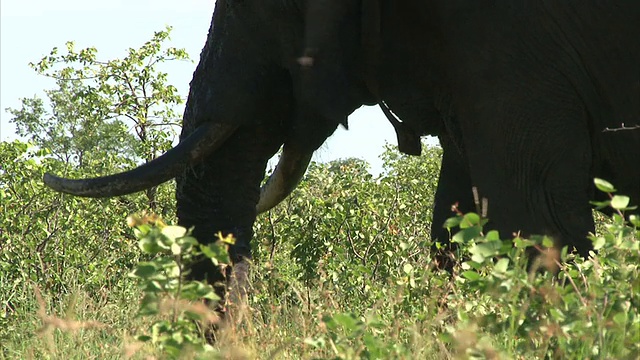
[{"left": 602, "top": 123, "right": 640, "bottom": 132}]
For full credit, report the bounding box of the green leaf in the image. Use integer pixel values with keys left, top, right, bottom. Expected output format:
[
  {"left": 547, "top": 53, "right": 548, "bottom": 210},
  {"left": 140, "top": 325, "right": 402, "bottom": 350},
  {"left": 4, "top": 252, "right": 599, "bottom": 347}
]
[
  {"left": 592, "top": 236, "right": 606, "bottom": 250},
  {"left": 590, "top": 200, "right": 611, "bottom": 210},
  {"left": 549, "top": 308, "right": 565, "bottom": 321},
  {"left": 464, "top": 260, "right": 483, "bottom": 270},
  {"left": 612, "top": 312, "right": 627, "bottom": 326},
  {"left": 332, "top": 313, "right": 362, "bottom": 333},
  {"left": 443, "top": 216, "right": 462, "bottom": 229},
  {"left": 136, "top": 335, "right": 152, "bottom": 342},
  {"left": 452, "top": 226, "right": 483, "bottom": 244},
  {"left": 513, "top": 237, "right": 536, "bottom": 249},
  {"left": 139, "top": 236, "right": 162, "bottom": 254},
  {"left": 610, "top": 195, "right": 630, "bottom": 210},
  {"left": 138, "top": 293, "right": 159, "bottom": 316},
  {"left": 363, "top": 333, "right": 385, "bottom": 358},
  {"left": 402, "top": 263, "right": 414, "bottom": 275},
  {"left": 131, "top": 262, "right": 158, "bottom": 279},
  {"left": 180, "top": 282, "right": 219, "bottom": 301},
  {"left": 144, "top": 281, "right": 164, "bottom": 293},
  {"left": 304, "top": 337, "right": 326, "bottom": 348},
  {"left": 542, "top": 236, "right": 555, "bottom": 248},
  {"left": 134, "top": 224, "right": 151, "bottom": 236},
  {"left": 170, "top": 243, "right": 181, "bottom": 255},
  {"left": 593, "top": 178, "right": 616, "bottom": 193},
  {"left": 485, "top": 230, "right": 501, "bottom": 241},
  {"left": 201, "top": 243, "right": 230, "bottom": 265},
  {"left": 494, "top": 258, "right": 509, "bottom": 273},
  {"left": 460, "top": 213, "right": 480, "bottom": 229},
  {"left": 462, "top": 271, "right": 481, "bottom": 281},
  {"left": 162, "top": 225, "right": 187, "bottom": 241},
  {"left": 469, "top": 240, "right": 502, "bottom": 257},
  {"left": 471, "top": 253, "right": 486, "bottom": 264}
]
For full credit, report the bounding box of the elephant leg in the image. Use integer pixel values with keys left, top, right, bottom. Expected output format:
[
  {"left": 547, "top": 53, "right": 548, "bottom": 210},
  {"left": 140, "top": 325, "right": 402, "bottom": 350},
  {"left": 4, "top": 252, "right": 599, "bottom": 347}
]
[
  {"left": 593, "top": 129, "right": 640, "bottom": 218},
  {"left": 459, "top": 90, "right": 596, "bottom": 260},
  {"left": 431, "top": 132, "right": 474, "bottom": 268},
  {"left": 176, "top": 123, "right": 284, "bottom": 310}
]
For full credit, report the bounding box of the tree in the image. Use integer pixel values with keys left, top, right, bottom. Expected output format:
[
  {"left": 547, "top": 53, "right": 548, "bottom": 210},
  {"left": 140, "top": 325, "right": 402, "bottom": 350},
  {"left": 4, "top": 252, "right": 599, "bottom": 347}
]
[
  {"left": 6, "top": 26, "right": 189, "bottom": 209},
  {"left": 0, "top": 29, "right": 191, "bottom": 330}
]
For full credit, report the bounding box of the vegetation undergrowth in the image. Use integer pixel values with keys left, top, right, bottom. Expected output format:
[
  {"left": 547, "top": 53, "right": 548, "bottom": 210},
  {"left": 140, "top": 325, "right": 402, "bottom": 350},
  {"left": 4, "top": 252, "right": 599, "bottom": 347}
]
[{"left": 3, "top": 140, "right": 637, "bottom": 359}]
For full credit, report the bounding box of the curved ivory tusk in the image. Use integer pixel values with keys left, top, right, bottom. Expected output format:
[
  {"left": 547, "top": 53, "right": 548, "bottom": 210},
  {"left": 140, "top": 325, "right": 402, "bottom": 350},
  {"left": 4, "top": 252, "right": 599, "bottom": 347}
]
[
  {"left": 256, "top": 146, "right": 313, "bottom": 214},
  {"left": 43, "top": 122, "right": 238, "bottom": 198}
]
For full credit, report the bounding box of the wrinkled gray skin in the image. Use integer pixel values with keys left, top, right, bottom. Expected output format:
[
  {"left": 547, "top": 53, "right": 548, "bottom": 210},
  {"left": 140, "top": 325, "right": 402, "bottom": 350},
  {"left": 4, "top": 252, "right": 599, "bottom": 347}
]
[{"left": 46, "top": 1, "right": 640, "bottom": 292}]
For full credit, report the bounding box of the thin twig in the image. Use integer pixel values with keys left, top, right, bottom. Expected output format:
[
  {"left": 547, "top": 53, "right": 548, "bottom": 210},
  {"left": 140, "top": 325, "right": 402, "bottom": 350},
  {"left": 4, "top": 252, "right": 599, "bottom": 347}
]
[
  {"left": 345, "top": 222, "right": 365, "bottom": 263},
  {"left": 268, "top": 211, "right": 277, "bottom": 264},
  {"left": 602, "top": 124, "right": 640, "bottom": 132}
]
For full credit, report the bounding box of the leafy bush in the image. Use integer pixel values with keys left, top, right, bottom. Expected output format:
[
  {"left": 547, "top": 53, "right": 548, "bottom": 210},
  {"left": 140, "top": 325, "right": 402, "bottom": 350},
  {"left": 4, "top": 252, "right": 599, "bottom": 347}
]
[
  {"left": 127, "top": 215, "right": 233, "bottom": 358},
  {"left": 1, "top": 29, "right": 184, "bottom": 354},
  {"left": 2, "top": 137, "right": 638, "bottom": 359},
  {"left": 252, "top": 148, "right": 441, "bottom": 313},
  {"left": 248, "top": 156, "right": 639, "bottom": 359}
]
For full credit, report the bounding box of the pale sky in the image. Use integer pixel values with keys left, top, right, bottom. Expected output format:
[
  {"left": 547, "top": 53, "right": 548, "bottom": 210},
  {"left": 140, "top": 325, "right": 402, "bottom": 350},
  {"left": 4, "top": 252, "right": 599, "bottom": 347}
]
[{"left": 1, "top": 0, "right": 436, "bottom": 173}]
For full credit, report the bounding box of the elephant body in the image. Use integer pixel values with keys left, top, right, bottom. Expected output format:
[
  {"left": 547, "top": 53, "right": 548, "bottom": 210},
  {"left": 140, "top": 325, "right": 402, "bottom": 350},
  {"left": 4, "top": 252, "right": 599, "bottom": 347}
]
[
  {"left": 463, "top": 2, "right": 639, "bottom": 256},
  {"left": 383, "top": 2, "right": 640, "bottom": 257},
  {"left": 46, "top": 1, "right": 640, "bottom": 288}
]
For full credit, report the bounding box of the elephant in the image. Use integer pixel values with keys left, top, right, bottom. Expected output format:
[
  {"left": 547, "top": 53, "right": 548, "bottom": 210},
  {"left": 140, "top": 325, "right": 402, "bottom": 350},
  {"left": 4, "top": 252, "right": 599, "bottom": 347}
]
[{"left": 44, "top": 1, "right": 640, "bottom": 297}]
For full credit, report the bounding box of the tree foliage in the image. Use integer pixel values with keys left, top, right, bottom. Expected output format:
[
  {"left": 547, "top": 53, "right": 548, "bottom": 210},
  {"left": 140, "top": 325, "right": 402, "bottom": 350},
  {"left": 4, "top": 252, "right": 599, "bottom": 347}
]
[
  {"left": 1, "top": 29, "right": 188, "bottom": 347},
  {"left": 6, "top": 26, "right": 188, "bottom": 209}
]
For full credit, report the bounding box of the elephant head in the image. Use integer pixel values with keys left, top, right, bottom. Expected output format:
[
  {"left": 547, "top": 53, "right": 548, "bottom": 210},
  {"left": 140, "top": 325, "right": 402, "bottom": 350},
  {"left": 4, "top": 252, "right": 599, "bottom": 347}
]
[
  {"left": 299, "top": 0, "right": 423, "bottom": 155},
  {"left": 43, "top": 0, "right": 383, "bottom": 288},
  {"left": 297, "top": 0, "right": 371, "bottom": 120}
]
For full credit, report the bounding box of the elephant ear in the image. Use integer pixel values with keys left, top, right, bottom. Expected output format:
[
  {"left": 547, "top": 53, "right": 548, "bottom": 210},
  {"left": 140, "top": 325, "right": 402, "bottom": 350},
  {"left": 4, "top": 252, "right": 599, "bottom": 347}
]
[
  {"left": 300, "top": 0, "right": 381, "bottom": 97},
  {"left": 291, "top": 0, "right": 370, "bottom": 150},
  {"left": 301, "top": 0, "right": 363, "bottom": 56},
  {"left": 294, "top": 0, "right": 422, "bottom": 156}
]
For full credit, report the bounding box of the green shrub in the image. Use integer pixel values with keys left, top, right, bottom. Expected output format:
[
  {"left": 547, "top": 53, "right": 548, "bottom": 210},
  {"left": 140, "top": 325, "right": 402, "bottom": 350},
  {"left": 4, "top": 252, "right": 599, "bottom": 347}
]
[
  {"left": 127, "top": 214, "right": 233, "bottom": 358},
  {"left": 2, "top": 141, "right": 637, "bottom": 359}
]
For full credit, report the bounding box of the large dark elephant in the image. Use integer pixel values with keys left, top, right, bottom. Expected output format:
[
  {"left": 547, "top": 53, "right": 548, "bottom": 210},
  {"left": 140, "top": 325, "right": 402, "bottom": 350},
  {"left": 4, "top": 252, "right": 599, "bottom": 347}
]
[{"left": 45, "top": 1, "right": 640, "bottom": 293}]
